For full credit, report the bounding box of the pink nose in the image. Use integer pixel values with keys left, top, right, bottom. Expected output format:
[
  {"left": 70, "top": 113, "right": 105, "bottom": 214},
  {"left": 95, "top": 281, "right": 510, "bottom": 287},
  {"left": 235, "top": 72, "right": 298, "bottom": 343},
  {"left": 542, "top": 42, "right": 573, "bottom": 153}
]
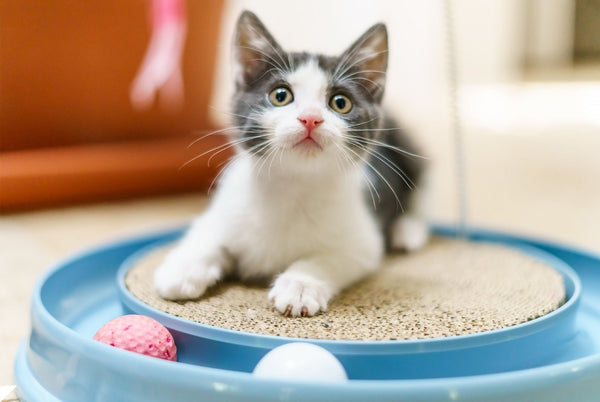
[{"left": 298, "top": 115, "right": 324, "bottom": 131}]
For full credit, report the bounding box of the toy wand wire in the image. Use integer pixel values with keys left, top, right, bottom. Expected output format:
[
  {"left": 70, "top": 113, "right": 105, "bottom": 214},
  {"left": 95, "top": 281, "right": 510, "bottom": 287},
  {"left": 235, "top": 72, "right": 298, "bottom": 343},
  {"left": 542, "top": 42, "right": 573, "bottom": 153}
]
[{"left": 444, "top": 0, "right": 469, "bottom": 239}]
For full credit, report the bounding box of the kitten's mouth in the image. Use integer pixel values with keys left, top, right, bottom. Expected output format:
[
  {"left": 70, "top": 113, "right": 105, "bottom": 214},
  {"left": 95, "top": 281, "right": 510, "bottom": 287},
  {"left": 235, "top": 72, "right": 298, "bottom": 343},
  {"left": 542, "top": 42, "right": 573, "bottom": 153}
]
[
  {"left": 296, "top": 137, "right": 322, "bottom": 148},
  {"left": 293, "top": 133, "right": 323, "bottom": 151}
]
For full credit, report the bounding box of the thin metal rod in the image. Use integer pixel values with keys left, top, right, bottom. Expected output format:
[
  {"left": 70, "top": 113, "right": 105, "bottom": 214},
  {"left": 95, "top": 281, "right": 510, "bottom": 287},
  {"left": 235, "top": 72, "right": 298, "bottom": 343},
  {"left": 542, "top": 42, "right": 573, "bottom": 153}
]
[{"left": 444, "top": 0, "right": 469, "bottom": 238}]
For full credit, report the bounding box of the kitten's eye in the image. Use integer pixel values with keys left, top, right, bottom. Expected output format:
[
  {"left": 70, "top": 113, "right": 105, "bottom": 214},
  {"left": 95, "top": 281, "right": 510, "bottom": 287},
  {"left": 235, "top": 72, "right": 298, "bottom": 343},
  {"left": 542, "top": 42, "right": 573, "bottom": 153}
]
[
  {"left": 329, "top": 94, "right": 352, "bottom": 114},
  {"left": 268, "top": 87, "right": 294, "bottom": 106}
]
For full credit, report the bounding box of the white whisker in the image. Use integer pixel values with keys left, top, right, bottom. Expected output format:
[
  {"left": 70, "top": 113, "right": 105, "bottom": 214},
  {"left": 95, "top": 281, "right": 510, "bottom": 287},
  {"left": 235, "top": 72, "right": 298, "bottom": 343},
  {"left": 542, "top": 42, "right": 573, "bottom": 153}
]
[
  {"left": 332, "top": 142, "right": 380, "bottom": 208},
  {"left": 181, "top": 134, "right": 271, "bottom": 170},
  {"left": 344, "top": 144, "right": 403, "bottom": 212},
  {"left": 346, "top": 116, "right": 379, "bottom": 128},
  {"left": 352, "top": 137, "right": 428, "bottom": 159},
  {"left": 350, "top": 141, "right": 416, "bottom": 190},
  {"left": 188, "top": 126, "right": 246, "bottom": 148},
  {"left": 208, "top": 154, "right": 239, "bottom": 194}
]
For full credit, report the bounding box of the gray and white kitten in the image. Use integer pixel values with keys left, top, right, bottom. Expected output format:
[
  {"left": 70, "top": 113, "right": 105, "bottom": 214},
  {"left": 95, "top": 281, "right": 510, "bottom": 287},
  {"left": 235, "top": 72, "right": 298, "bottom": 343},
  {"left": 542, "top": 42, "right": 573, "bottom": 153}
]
[{"left": 154, "top": 11, "right": 429, "bottom": 317}]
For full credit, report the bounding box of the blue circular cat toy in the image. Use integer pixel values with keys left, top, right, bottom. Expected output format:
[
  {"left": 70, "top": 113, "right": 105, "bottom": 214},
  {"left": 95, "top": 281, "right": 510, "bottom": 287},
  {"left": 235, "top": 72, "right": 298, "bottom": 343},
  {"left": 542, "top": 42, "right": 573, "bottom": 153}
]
[{"left": 13, "top": 226, "right": 600, "bottom": 401}]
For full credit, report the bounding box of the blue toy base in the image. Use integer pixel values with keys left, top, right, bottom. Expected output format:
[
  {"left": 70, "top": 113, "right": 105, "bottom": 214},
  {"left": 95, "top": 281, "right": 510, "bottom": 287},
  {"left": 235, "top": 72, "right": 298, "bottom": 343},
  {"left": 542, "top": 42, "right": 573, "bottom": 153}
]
[
  {"left": 14, "top": 226, "right": 600, "bottom": 401},
  {"left": 115, "top": 238, "right": 581, "bottom": 380}
]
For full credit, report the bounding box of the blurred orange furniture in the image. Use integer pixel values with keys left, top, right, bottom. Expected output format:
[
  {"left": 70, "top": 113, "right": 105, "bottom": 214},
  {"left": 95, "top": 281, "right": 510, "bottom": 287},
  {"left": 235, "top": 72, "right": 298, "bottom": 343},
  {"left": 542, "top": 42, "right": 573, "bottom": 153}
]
[{"left": 0, "top": 0, "right": 229, "bottom": 212}]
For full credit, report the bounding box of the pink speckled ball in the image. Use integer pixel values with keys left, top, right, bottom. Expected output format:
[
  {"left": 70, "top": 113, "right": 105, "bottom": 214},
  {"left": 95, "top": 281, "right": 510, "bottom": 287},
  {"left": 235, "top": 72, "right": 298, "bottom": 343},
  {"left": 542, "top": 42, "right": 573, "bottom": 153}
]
[{"left": 93, "top": 315, "right": 177, "bottom": 361}]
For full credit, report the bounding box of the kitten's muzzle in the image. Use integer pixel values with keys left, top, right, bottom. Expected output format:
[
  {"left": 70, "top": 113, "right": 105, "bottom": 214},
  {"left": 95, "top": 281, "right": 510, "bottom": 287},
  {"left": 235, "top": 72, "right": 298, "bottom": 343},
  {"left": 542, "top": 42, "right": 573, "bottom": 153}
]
[{"left": 295, "top": 115, "right": 324, "bottom": 149}]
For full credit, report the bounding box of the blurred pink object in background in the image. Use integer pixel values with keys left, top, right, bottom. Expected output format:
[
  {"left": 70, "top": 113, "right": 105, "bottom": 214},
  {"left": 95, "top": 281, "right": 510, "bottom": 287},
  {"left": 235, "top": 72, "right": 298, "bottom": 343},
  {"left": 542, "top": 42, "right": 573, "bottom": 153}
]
[{"left": 130, "top": 0, "right": 187, "bottom": 112}]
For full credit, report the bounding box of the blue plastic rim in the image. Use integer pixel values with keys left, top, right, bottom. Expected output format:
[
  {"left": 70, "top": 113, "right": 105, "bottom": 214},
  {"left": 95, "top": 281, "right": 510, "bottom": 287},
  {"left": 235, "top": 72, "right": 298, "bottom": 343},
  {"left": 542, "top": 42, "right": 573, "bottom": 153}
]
[
  {"left": 116, "top": 238, "right": 581, "bottom": 379},
  {"left": 14, "top": 226, "right": 600, "bottom": 401}
]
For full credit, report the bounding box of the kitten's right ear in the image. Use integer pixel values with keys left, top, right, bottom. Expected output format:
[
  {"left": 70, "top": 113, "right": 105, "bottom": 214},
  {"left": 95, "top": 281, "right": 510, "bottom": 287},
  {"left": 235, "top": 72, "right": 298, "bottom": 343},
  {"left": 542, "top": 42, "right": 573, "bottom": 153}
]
[
  {"left": 337, "top": 23, "right": 388, "bottom": 101},
  {"left": 233, "top": 11, "right": 286, "bottom": 88}
]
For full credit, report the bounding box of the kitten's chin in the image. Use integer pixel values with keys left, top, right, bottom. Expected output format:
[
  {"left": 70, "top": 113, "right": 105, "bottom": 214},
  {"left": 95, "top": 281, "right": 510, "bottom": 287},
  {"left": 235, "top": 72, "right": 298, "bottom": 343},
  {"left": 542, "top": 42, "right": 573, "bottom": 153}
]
[{"left": 277, "top": 144, "right": 338, "bottom": 175}]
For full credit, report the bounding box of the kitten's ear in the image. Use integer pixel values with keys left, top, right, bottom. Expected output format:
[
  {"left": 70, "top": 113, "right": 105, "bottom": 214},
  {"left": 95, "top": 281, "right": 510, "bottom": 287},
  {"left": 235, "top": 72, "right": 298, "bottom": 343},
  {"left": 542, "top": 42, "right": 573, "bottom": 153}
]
[
  {"left": 233, "top": 11, "right": 286, "bottom": 88},
  {"left": 337, "top": 23, "right": 388, "bottom": 100}
]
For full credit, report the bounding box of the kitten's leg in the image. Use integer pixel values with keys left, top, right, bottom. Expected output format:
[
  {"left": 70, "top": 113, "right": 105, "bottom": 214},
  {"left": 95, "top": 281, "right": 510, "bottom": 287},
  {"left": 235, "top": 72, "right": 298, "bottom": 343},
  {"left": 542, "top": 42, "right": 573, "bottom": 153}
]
[
  {"left": 390, "top": 170, "right": 432, "bottom": 252},
  {"left": 390, "top": 215, "right": 429, "bottom": 252},
  {"left": 269, "top": 254, "right": 376, "bottom": 317},
  {"left": 154, "top": 215, "right": 232, "bottom": 300}
]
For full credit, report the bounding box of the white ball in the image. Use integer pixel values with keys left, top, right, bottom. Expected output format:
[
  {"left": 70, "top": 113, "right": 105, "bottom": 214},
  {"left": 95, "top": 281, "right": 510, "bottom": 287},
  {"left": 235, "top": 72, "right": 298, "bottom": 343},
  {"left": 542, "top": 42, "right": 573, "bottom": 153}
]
[{"left": 253, "top": 342, "right": 348, "bottom": 382}]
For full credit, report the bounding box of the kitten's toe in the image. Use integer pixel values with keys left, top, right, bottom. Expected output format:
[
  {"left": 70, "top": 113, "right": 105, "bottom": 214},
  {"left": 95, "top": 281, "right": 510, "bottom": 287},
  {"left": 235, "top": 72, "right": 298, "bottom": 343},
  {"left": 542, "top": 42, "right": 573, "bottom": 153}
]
[
  {"left": 268, "top": 272, "right": 331, "bottom": 317},
  {"left": 283, "top": 305, "right": 293, "bottom": 317},
  {"left": 390, "top": 215, "right": 429, "bottom": 252},
  {"left": 154, "top": 251, "right": 223, "bottom": 300}
]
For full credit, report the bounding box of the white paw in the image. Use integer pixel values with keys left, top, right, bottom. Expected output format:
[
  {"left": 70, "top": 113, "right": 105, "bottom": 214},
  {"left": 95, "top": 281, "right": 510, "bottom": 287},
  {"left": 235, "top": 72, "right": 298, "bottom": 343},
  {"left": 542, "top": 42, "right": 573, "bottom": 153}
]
[
  {"left": 390, "top": 216, "right": 429, "bottom": 252},
  {"left": 268, "top": 272, "right": 332, "bottom": 317},
  {"left": 154, "top": 248, "right": 224, "bottom": 300}
]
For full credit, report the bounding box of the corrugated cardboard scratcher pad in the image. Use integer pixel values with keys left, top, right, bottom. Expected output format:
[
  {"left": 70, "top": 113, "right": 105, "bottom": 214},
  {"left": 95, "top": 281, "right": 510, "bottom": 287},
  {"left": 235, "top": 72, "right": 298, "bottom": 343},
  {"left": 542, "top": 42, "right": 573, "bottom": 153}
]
[{"left": 125, "top": 237, "right": 565, "bottom": 341}]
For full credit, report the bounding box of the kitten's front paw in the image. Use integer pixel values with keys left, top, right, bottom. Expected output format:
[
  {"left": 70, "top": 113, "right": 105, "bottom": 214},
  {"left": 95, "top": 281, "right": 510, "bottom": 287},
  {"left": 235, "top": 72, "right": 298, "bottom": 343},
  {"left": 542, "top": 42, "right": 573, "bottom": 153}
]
[
  {"left": 154, "top": 249, "right": 223, "bottom": 300},
  {"left": 390, "top": 216, "right": 429, "bottom": 252},
  {"left": 268, "top": 272, "right": 332, "bottom": 317}
]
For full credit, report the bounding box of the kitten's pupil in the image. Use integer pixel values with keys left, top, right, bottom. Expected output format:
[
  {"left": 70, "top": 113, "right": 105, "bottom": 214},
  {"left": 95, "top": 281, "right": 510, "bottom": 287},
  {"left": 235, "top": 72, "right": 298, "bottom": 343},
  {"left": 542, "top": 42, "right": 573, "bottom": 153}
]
[
  {"left": 334, "top": 96, "right": 346, "bottom": 110},
  {"left": 275, "top": 89, "right": 288, "bottom": 103}
]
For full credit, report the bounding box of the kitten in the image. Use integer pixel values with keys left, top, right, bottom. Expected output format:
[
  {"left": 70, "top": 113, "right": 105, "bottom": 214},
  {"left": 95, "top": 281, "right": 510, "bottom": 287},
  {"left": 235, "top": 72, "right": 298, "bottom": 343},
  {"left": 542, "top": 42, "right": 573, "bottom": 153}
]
[{"left": 154, "top": 11, "right": 429, "bottom": 317}]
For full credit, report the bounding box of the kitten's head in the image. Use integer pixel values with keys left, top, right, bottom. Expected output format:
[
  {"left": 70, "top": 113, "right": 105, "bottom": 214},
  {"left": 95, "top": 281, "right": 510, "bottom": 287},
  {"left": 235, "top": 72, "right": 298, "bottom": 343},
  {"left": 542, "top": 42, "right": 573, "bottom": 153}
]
[{"left": 231, "top": 11, "right": 388, "bottom": 173}]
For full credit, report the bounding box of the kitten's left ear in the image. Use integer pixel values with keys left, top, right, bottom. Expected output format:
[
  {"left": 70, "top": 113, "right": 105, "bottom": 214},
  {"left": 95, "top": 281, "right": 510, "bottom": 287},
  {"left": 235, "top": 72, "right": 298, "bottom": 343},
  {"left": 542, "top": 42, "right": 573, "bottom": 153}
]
[
  {"left": 233, "top": 11, "right": 287, "bottom": 88},
  {"left": 337, "top": 23, "right": 388, "bottom": 100}
]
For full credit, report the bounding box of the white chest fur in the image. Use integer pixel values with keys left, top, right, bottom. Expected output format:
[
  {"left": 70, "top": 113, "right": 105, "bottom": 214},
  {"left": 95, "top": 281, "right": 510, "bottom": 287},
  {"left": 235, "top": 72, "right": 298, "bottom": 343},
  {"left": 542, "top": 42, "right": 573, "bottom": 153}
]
[{"left": 209, "top": 155, "right": 384, "bottom": 279}]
